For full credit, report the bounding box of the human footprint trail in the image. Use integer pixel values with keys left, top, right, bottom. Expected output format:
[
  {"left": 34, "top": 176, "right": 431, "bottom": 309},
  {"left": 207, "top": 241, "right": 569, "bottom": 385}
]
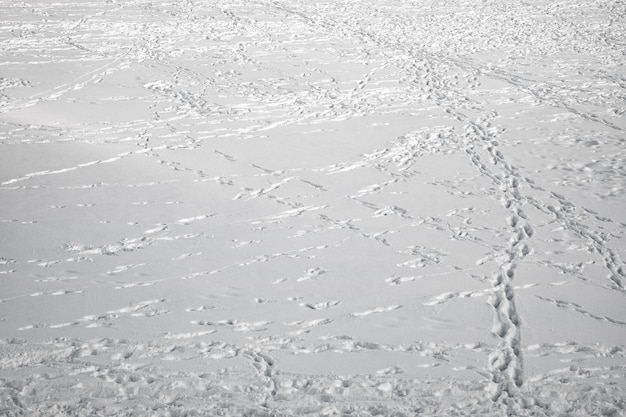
[{"left": 459, "top": 115, "right": 531, "bottom": 407}]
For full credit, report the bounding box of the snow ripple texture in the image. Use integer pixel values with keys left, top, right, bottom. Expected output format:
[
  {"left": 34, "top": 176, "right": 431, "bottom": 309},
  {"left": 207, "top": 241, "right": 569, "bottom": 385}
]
[{"left": 1, "top": 0, "right": 625, "bottom": 416}]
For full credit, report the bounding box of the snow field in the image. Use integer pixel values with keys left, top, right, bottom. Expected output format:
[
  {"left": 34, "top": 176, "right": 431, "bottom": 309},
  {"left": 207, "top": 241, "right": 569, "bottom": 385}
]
[{"left": 1, "top": 0, "right": 625, "bottom": 415}]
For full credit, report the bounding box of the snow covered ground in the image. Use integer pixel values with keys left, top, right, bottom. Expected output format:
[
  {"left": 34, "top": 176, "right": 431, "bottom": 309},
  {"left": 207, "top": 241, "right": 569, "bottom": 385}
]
[{"left": 1, "top": 0, "right": 625, "bottom": 415}]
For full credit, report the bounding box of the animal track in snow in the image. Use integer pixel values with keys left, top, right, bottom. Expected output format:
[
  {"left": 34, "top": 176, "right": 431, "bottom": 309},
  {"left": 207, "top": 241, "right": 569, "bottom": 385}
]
[
  {"left": 114, "top": 281, "right": 155, "bottom": 290},
  {"left": 296, "top": 267, "right": 327, "bottom": 282},
  {"left": 397, "top": 245, "right": 446, "bottom": 268},
  {"left": 107, "top": 263, "right": 146, "bottom": 275},
  {"left": 300, "top": 318, "right": 334, "bottom": 328},
  {"left": 50, "top": 289, "right": 85, "bottom": 296},
  {"left": 373, "top": 205, "right": 412, "bottom": 219},
  {"left": 535, "top": 295, "right": 626, "bottom": 326},
  {"left": 17, "top": 298, "right": 169, "bottom": 331},
  {"left": 351, "top": 305, "right": 402, "bottom": 317},
  {"left": 175, "top": 213, "right": 215, "bottom": 225},
  {"left": 0, "top": 147, "right": 167, "bottom": 186},
  {"left": 172, "top": 251, "right": 203, "bottom": 261},
  {"left": 300, "top": 300, "right": 340, "bottom": 310},
  {"left": 543, "top": 194, "right": 626, "bottom": 291},
  {"left": 163, "top": 330, "right": 217, "bottom": 339},
  {"left": 185, "top": 305, "right": 215, "bottom": 312},
  {"left": 191, "top": 319, "right": 272, "bottom": 332},
  {"left": 385, "top": 275, "right": 417, "bottom": 286},
  {"left": 424, "top": 283, "right": 538, "bottom": 306}
]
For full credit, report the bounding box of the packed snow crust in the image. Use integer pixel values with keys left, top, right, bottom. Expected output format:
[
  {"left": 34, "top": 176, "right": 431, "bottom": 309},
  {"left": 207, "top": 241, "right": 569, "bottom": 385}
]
[{"left": 1, "top": 0, "right": 625, "bottom": 416}]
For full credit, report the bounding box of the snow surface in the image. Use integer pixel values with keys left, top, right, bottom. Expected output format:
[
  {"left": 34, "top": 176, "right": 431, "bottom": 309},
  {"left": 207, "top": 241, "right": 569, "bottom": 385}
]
[{"left": 1, "top": 0, "right": 625, "bottom": 415}]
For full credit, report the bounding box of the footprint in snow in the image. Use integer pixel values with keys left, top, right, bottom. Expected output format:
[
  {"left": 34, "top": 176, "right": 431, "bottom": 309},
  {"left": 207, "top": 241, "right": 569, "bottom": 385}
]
[
  {"left": 351, "top": 305, "right": 402, "bottom": 317},
  {"left": 300, "top": 300, "right": 340, "bottom": 310}
]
